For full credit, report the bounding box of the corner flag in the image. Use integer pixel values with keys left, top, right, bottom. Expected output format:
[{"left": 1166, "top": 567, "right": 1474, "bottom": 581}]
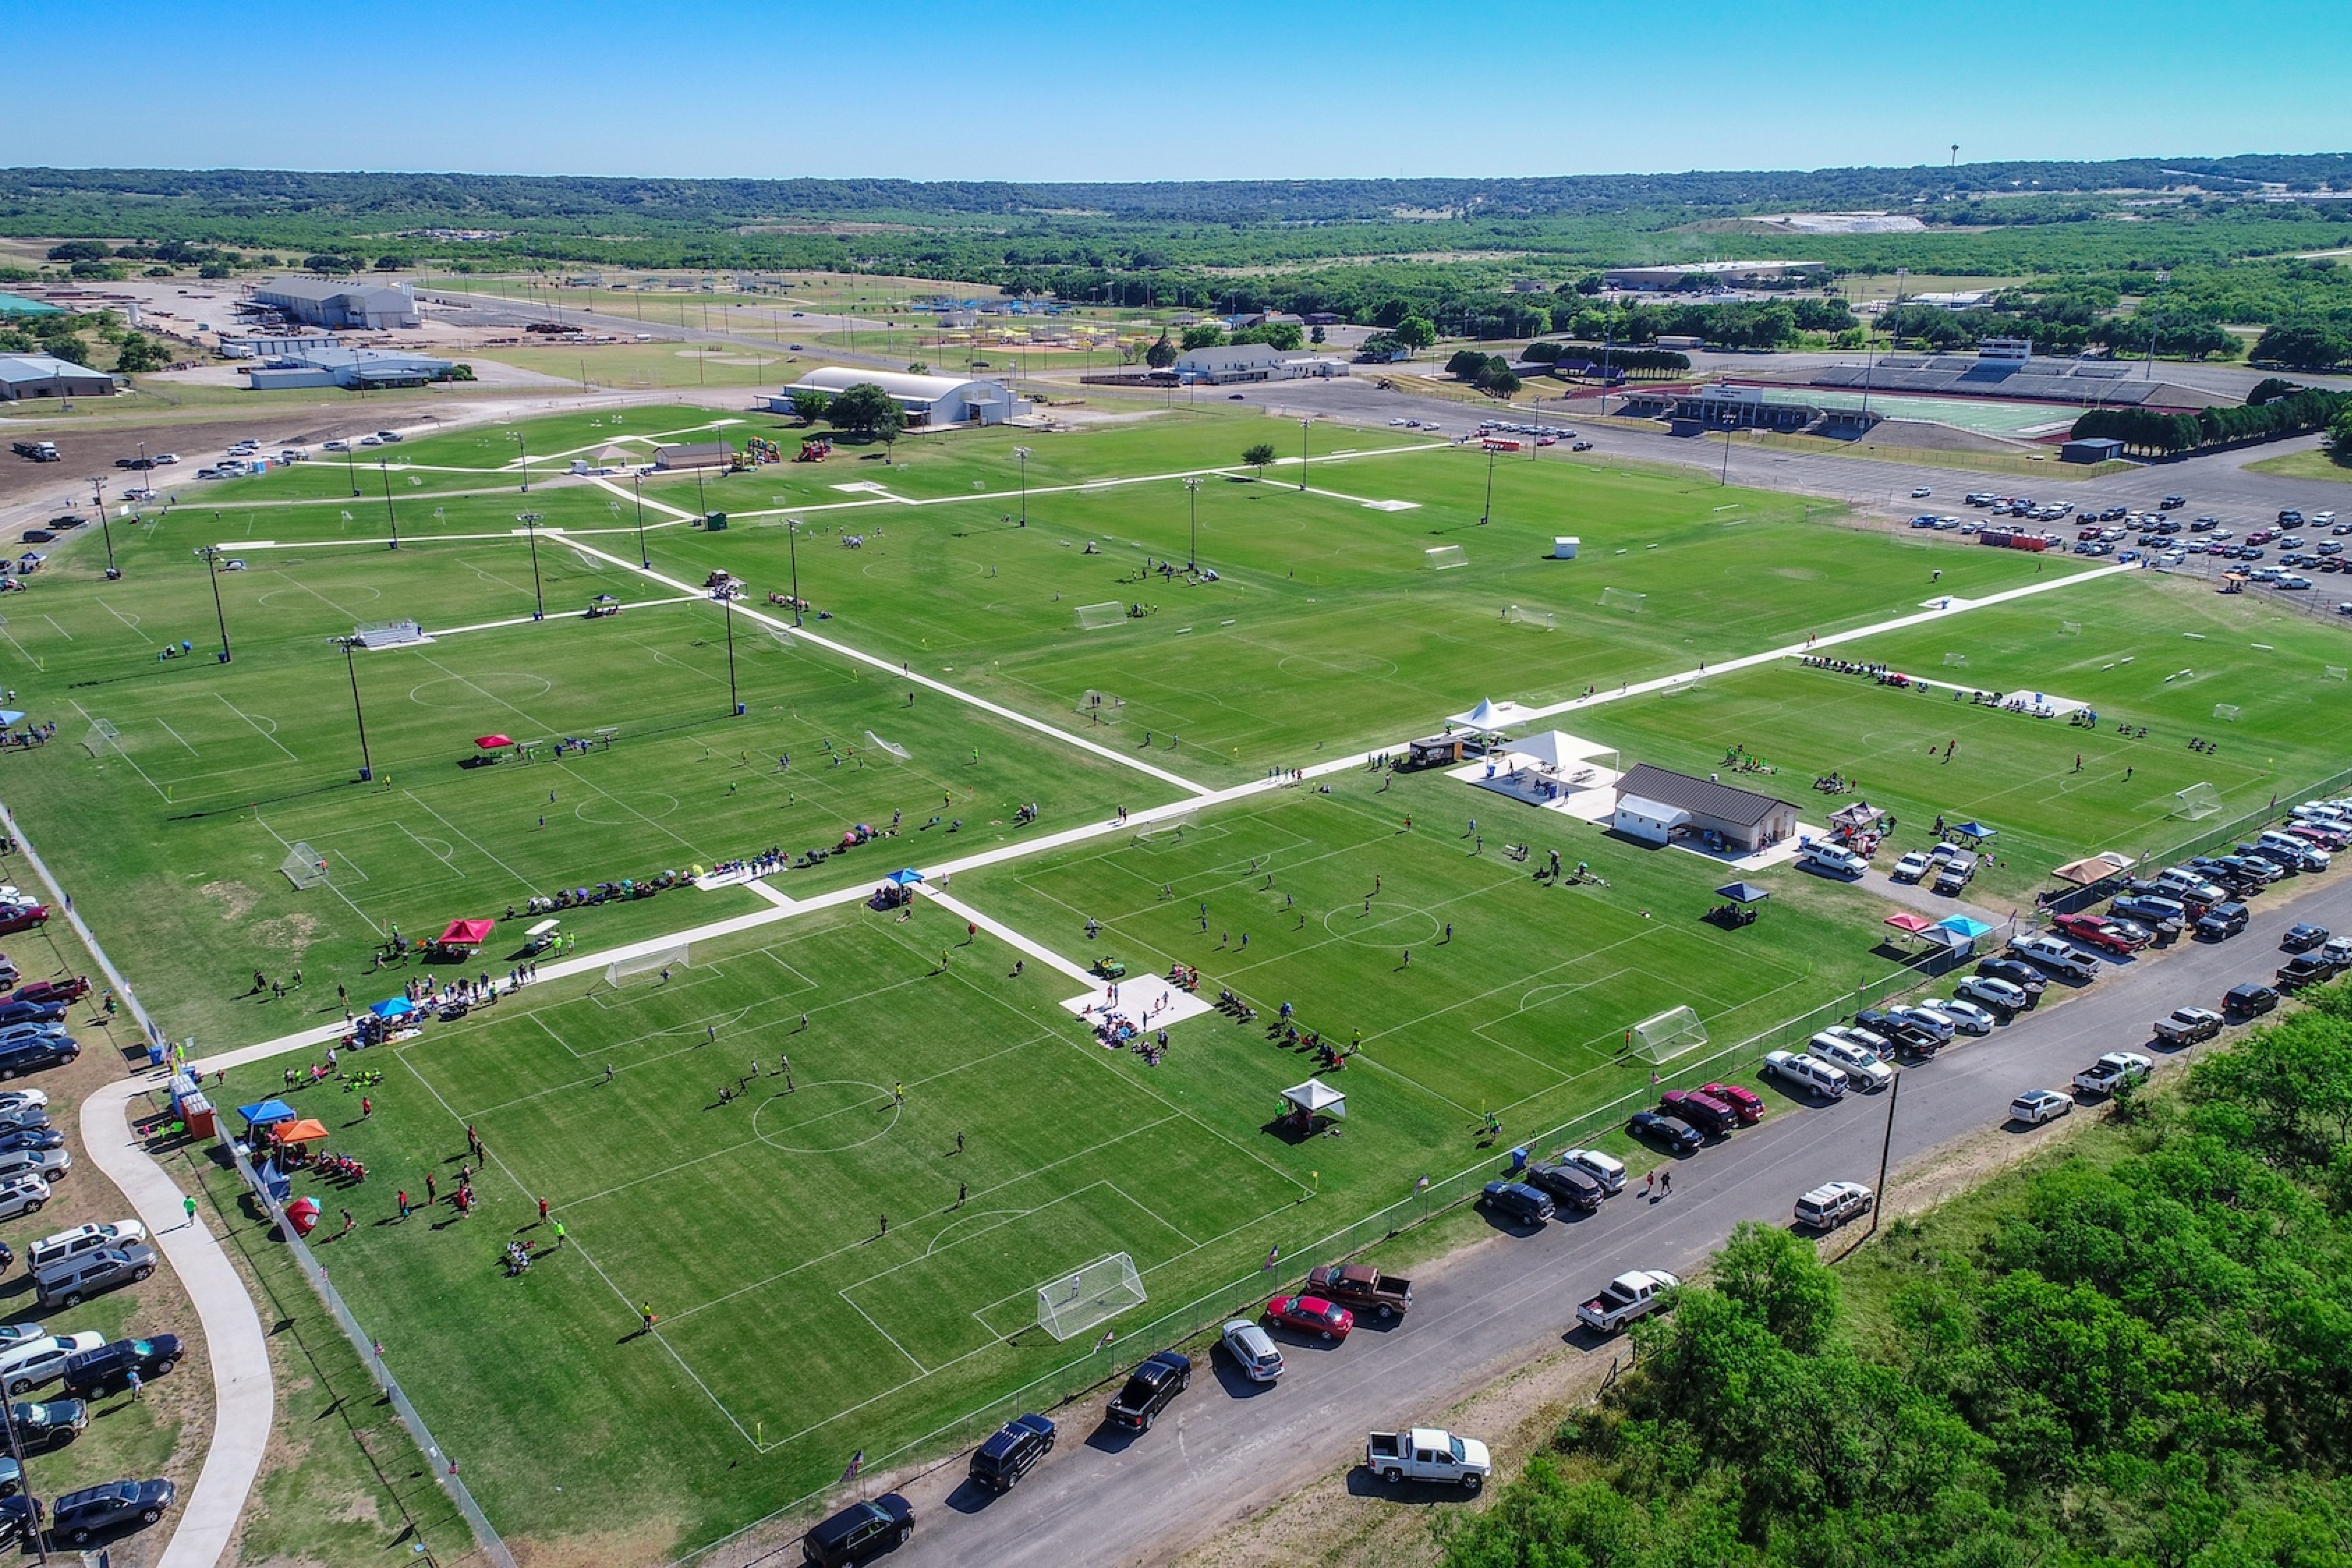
[
  {"left": 1262, "top": 1243, "right": 1281, "bottom": 1271},
  {"left": 841, "top": 1450, "right": 863, "bottom": 1485}
]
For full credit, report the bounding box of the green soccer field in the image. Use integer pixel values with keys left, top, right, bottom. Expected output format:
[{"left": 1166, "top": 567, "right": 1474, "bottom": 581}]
[{"left": 9, "top": 399, "right": 2348, "bottom": 1560}]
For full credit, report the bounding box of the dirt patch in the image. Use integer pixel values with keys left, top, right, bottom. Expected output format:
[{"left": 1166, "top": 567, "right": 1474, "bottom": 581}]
[
  {"left": 248, "top": 911, "right": 324, "bottom": 959},
  {"left": 510, "top": 1518, "right": 688, "bottom": 1568},
  {"left": 199, "top": 878, "right": 261, "bottom": 922}
]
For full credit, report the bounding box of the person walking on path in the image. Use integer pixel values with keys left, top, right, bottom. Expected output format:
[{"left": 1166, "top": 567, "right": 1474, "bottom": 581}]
[
  {"left": 127, "top": 1369, "right": 143, "bottom": 1402},
  {"left": 182, "top": 1194, "right": 198, "bottom": 1228},
  {"left": 1644, "top": 1170, "right": 1655, "bottom": 1198},
  {"left": 1660, "top": 1170, "right": 1672, "bottom": 1197}
]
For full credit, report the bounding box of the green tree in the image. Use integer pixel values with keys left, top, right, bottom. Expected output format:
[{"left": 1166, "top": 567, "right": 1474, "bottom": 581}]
[
  {"left": 1394, "top": 315, "right": 1436, "bottom": 350},
  {"left": 1308, "top": 324, "right": 1326, "bottom": 345},
  {"left": 45, "top": 241, "right": 109, "bottom": 263},
  {"left": 905, "top": 361, "right": 929, "bottom": 375},
  {"left": 1241, "top": 442, "right": 1277, "bottom": 475},
  {"left": 788, "top": 390, "right": 832, "bottom": 424},
  {"left": 1179, "top": 324, "right": 1226, "bottom": 351},
  {"left": 1144, "top": 333, "right": 1177, "bottom": 368},
  {"left": 1486, "top": 368, "right": 1521, "bottom": 397},
  {"left": 2253, "top": 322, "right": 2348, "bottom": 370},
  {"left": 1712, "top": 1220, "right": 1841, "bottom": 1353},
  {"left": 827, "top": 383, "right": 903, "bottom": 441},
  {"left": 112, "top": 332, "right": 170, "bottom": 374}
]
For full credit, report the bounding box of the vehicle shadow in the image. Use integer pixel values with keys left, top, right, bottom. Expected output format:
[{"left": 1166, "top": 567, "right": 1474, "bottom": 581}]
[
  {"left": 1345, "top": 1467, "right": 1482, "bottom": 1504},
  {"left": 1082, "top": 1421, "right": 1143, "bottom": 1455},
  {"left": 940, "top": 1477, "right": 1002, "bottom": 1516},
  {"left": 1208, "top": 1356, "right": 1279, "bottom": 1399}
]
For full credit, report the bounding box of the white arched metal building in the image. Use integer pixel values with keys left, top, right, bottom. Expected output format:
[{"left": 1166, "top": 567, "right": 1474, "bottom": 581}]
[{"left": 767, "top": 367, "right": 1023, "bottom": 427}]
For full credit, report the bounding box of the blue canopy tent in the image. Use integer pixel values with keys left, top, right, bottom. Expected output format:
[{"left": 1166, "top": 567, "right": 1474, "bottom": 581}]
[
  {"left": 0, "top": 710, "right": 24, "bottom": 728},
  {"left": 1929, "top": 914, "right": 1996, "bottom": 955},
  {"left": 887, "top": 868, "right": 926, "bottom": 886},
  {"left": 368, "top": 996, "right": 417, "bottom": 1020},
  {"left": 1950, "top": 821, "right": 1998, "bottom": 842},
  {"left": 236, "top": 1099, "right": 297, "bottom": 1129}
]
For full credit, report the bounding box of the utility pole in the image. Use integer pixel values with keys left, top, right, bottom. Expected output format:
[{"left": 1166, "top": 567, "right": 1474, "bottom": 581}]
[
  {"left": 335, "top": 635, "right": 375, "bottom": 781},
  {"left": 518, "top": 512, "right": 545, "bottom": 620},
  {"left": 377, "top": 456, "right": 401, "bottom": 548},
  {"left": 193, "top": 545, "right": 233, "bottom": 662},
  {"left": 89, "top": 477, "right": 118, "bottom": 578},
  {"left": 633, "top": 471, "right": 650, "bottom": 567},
  {"left": 345, "top": 438, "right": 361, "bottom": 498},
  {"left": 1864, "top": 1070, "right": 1902, "bottom": 1244},
  {"left": 1719, "top": 412, "right": 1736, "bottom": 485},
  {"left": 1184, "top": 475, "right": 1202, "bottom": 568},
  {"left": 721, "top": 589, "right": 741, "bottom": 716},
  {"left": 786, "top": 517, "right": 803, "bottom": 625},
  {"left": 1480, "top": 442, "right": 1498, "bottom": 524},
  {"left": 1299, "top": 416, "right": 1311, "bottom": 493},
  {"left": 510, "top": 430, "right": 531, "bottom": 493},
  {"left": 1012, "top": 445, "right": 1032, "bottom": 525}
]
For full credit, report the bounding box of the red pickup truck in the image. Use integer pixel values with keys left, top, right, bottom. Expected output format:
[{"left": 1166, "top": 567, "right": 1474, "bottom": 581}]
[
  {"left": 2052, "top": 913, "right": 2150, "bottom": 955},
  {"left": 1304, "top": 1262, "right": 1413, "bottom": 1321}
]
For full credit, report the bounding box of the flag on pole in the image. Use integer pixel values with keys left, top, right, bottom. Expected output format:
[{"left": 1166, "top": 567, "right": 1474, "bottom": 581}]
[
  {"left": 1095, "top": 1328, "right": 1115, "bottom": 1350},
  {"left": 1650, "top": 1069, "right": 1659, "bottom": 1086},
  {"left": 1414, "top": 1174, "right": 1430, "bottom": 1192},
  {"left": 1262, "top": 1243, "right": 1280, "bottom": 1271},
  {"left": 840, "top": 1449, "right": 864, "bottom": 1485}
]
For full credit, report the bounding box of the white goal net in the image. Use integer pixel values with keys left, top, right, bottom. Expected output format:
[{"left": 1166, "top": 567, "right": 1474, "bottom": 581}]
[
  {"left": 1036, "top": 1253, "right": 1146, "bottom": 1341},
  {"left": 1599, "top": 587, "right": 1646, "bottom": 612},
  {"left": 1942, "top": 652, "right": 1969, "bottom": 668},
  {"left": 863, "top": 730, "right": 909, "bottom": 760},
  {"left": 1504, "top": 605, "right": 1556, "bottom": 631},
  {"left": 81, "top": 718, "right": 120, "bottom": 759},
  {"left": 1076, "top": 690, "right": 1126, "bottom": 724},
  {"left": 279, "top": 842, "right": 330, "bottom": 891},
  {"left": 1630, "top": 1004, "right": 1709, "bottom": 1064},
  {"left": 2174, "top": 782, "right": 2223, "bottom": 821},
  {"left": 2059, "top": 620, "right": 2082, "bottom": 636},
  {"left": 2326, "top": 666, "right": 2349, "bottom": 683},
  {"left": 1075, "top": 601, "right": 1126, "bottom": 631},
  {"left": 605, "top": 941, "right": 690, "bottom": 988},
  {"left": 2212, "top": 703, "right": 2241, "bottom": 723},
  {"left": 1425, "top": 545, "right": 1468, "bottom": 571}
]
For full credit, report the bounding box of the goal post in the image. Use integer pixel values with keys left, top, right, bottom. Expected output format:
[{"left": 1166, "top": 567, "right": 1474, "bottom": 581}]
[
  {"left": 1424, "top": 545, "right": 1468, "bottom": 571},
  {"left": 863, "top": 730, "right": 910, "bottom": 760},
  {"left": 1075, "top": 601, "right": 1125, "bottom": 631},
  {"left": 2325, "top": 665, "right": 2348, "bottom": 683},
  {"left": 1075, "top": 690, "right": 1126, "bottom": 724},
  {"left": 2173, "top": 782, "right": 2223, "bottom": 821},
  {"left": 1035, "top": 1253, "right": 1146, "bottom": 1341},
  {"left": 279, "top": 842, "right": 330, "bottom": 891},
  {"left": 1942, "top": 652, "right": 1968, "bottom": 668},
  {"left": 1629, "top": 1004, "right": 1709, "bottom": 1064},
  {"left": 2212, "top": 703, "right": 2241, "bottom": 723},
  {"left": 604, "top": 941, "right": 690, "bottom": 989},
  {"left": 80, "top": 718, "right": 120, "bottom": 759},
  {"left": 1503, "top": 605, "right": 1556, "bottom": 631},
  {"left": 1598, "top": 587, "right": 1646, "bottom": 612}
]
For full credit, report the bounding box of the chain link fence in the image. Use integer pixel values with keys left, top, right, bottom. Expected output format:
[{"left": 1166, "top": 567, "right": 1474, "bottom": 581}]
[{"left": 220, "top": 1128, "right": 514, "bottom": 1568}]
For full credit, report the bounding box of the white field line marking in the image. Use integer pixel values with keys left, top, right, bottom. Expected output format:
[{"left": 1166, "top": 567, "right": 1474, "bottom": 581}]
[
  {"left": 97, "top": 599, "right": 153, "bottom": 642},
  {"left": 211, "top": 693, "right": 297, "bottom": 760}
]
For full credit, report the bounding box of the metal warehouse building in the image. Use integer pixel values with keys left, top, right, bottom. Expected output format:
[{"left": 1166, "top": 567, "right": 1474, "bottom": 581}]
[
  {"left": 768, "top": 367, "right": 1023, "bottom": 427},
  {"left": 249, "top": 279, "right": 421, "bottom": 330},
  {"left": 0, "top": 353, "right": 117, "bottom": 400}
]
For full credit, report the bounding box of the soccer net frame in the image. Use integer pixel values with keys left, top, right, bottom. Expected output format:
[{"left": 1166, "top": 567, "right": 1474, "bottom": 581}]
[
  {"left": 1504, "top": 605, "right": 1556, "bottom": 631},
  {"left": 1425, "top": 545, "right": 1469, "bottom": 571},
  {"left": 279, "top": 842, "right": 330, "bottom": 891},
  {"left": 1075, "top": 601, "right": 1125, "bottom": 631},
  {"left": 863, "top": 730, "right": 910, "bottom": 761},
  {"left": 1036, "top": 1253, "right": 1146, "bottom": 1341},
  {"left": 81, "top": 718, "right": 120, "bottom": 759},
  {"left": 1599, "top": 587, "right": 1647, "bottom": 612},
  {"left": 1076, "top": 690, "right": 1126, "bottom": 724},
  {"left": 1629, "top": 1004, "right": 1709, "bottom": 1064},
  {"left": 604, "top": 941, "right": 691, "bottom": 989},
  {"left": 2326, "top": 666, "right": 2349, "bottom": 683},
  {"left": 2174, "top": 782, "right": 2223, "bottom": 821},
  {"left": 2059, "top": 620, "right": 2083, "bottom": 636},
  {"left": 2212, "top": 703, "right": 2241, "bottom": 723},
  {"left": 1942, "top": 652, "right": 1969, "bottom": 668}
]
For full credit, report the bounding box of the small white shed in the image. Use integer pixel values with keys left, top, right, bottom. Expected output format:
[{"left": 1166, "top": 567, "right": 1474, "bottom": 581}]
[{"left": 1612, "top": 795, "right": 1690, "bottom": 845}]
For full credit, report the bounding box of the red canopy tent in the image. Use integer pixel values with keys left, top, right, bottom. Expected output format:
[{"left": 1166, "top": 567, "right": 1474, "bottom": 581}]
[
  {"left": 474, "top": 735, "right": 515, "bottom": 750},
  {"left": 438, "top": 918, "right": 495, "bottom": 948},
  {"left": 285, "top": 1195, "right": 322, "bottom": 1237},
  {"left": 1883, "top": 912, "right": 1935, "bottom": 934}
]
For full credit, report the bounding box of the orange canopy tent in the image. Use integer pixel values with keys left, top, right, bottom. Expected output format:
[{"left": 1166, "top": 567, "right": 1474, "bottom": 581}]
[{"left": 273, "top": 1118, "right": 331, "bottom": 1145}]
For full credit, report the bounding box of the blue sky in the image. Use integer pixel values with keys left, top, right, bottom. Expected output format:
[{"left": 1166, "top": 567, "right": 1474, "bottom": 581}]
[{"left": 18, "top": 0, "right": 2347, "bottom": 181}]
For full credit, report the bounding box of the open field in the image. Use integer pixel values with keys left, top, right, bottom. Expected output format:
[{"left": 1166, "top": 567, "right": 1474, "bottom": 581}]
[
  {"left": 6, "top": 398, "right": 2349, "bottom": 1562},
  {"left": 2243, "top": 445, "right": 2352, "bottom": 483}
]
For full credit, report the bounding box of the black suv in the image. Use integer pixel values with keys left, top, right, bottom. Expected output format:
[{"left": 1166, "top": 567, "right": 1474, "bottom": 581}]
[
  {"left": 51, "top": 1477, "right": 175, "bottom": 1546},
  {"left": 2195, "top": 902, "right": 2251, "bottom": 941},
  {"left": 2223, "top": 982, "right": 2280, "bottom": 1019},
  {"left": 968, "top": 1412, "right": 1055, "bottom": 1491},
  {"left": 800, "top": 1494, "right": 913, "bottom": 1565},
  {"left": 2111, "top": 894, "right": 2186, "bottom": 935},
  {"left": 1522, "top": 1160, "right": 1604, "bottom": 1213},
  {"left": 1479, "top": 1179, "right": 1555, "bottom": 1225},
  {"left": 60, "top": 1336, "right": 181, "bottom": 1400},
  {"left": 0, "top": 1036, "right": 75, "bottom": 1079},
  {"left": 9, "top": 1398, "right": 85, "bottom": 1453}
]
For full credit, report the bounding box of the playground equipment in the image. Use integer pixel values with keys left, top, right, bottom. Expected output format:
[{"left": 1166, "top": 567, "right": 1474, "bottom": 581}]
[{"left": 795, "top": 438, "right": 834, "bottom": 462}]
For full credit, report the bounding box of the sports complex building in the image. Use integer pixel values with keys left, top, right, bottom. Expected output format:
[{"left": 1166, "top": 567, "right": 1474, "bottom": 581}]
[{"left": 767, "top": 367, "right": 1026, "bottom": 426}]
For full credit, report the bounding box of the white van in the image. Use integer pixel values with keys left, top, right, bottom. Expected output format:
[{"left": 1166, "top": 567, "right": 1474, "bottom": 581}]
[{"left": 1764, "top": 1049, "right": 1850, "bottom": 1099}]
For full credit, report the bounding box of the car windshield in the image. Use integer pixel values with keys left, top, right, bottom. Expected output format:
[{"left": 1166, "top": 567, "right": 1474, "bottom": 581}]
[{"left": 1449, "top": 1436, "right": 1467, "bottom": 1461}]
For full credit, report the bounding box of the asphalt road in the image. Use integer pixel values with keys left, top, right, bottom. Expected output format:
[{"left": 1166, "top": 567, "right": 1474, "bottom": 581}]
[{"left": 890, "top": 863, "right": 2352, "bottom": 1566}]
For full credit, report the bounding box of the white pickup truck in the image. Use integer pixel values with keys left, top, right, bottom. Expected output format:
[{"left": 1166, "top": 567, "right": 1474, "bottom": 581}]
[
  {"left": 1367, "top": 1427, "right": 1491, "bottom": 1491},
  {"left": 2072, "top": 1051, "right": 2152, "bottom": 1097},
  {"left": 1576, "top": 1268, "right": 1681, "bottom": 1334}
]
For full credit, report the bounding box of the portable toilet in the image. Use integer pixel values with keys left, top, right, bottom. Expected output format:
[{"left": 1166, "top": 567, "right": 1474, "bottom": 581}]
[{"left": 1553, "top": 536, "right": 1580, "bottom": 560}]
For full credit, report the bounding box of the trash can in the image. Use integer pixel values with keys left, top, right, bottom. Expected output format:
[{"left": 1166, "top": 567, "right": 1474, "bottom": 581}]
[{"left": 1509, "top": 1146, "right": 1529, "bottom": 1172}]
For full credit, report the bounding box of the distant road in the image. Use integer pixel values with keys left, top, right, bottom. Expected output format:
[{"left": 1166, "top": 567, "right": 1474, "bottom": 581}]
[{"left": 889, "top": 871, "right": 2352, "bottom": 1566}]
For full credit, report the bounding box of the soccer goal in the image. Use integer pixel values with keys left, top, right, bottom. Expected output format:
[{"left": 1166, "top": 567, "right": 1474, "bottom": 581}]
[
  {"left": 2325, "top": 666, "right": 2348, "bottom": 683},
  {"left": 1036, "top": 1253, "right": 1146, "bottom": 1341},
  {"left": 2174, "top": 782, "right": 2223, "bottom": 821},
  {"left": 2059, "top": 620, "right": 2082, "bottom": 636},
  {"left": 1504, "top": 605, "right": 1556, "bottom": 631},
  {"left": 1942, "top": 652, "right": 1969, "bottom": 668},
  {"left": 278, "top": 842, "right": 330, "bottom": 891},
  {"left": 1075, "top": 601, "right": 1126, "bottom": 631},
  {"left": 604, "top": 941, "right": 690, "bottom": 989},
  {"left": 1075, "top": 690, "right": 1126, "bottom": 724},
  {"left": 1629, "top": 1005, "right": 1709, "bottom": 1064},
  {"left": 863, "top": 730, "right": 910, "bottom": 761},
  {"left": 1599, "top": 587, "right": 1647, "bottom": 612},
  {"left": 80, "top": 718, "right": 120, "bottom": 759},
  {"left": 1425, "top": 545, "right": 1468, "bottom": 571},
  {"left": 2213, "top": 703, "right": 2241, "bottom": 723}
]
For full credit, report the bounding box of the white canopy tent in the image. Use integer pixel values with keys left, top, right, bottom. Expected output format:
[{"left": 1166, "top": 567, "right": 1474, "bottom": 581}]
[
  {"left": 1280, "top": 1078, "right": 1347, "bottom": 1120},
  {"left": 1449, "top": 698, "right": 1507, "bottom": 734},
  {"left": 1509, "top": 730, "right": 1621, "bottom": 775}
]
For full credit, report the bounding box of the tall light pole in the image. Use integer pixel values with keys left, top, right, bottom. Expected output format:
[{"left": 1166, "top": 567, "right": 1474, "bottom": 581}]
[
  {"left": 1480, "top": 441, "right": 1498, "bottom": 525},
  {"left": 1719, "top": 411, "right": 1736, "bottom": 486},
  {"left": 1183, "top": 475, "right": 1202, "bottom": 568},
  {"left": 1298, "top": 416, "right": 1311, "bottom": 493},
  {"left": 1012, "top": 445, "right": 1032, "bottom": 525},
  {"left": 510, "top": 430, "right": 531, "bottom": 493},
  {"left": 377, "top": 456, "right": 401, "bottom": 549},
  {"left": 518, "top": 512, "right": 545, "bottom": 620},
  {"left": 334, "top": 635, "right": 374, "bottom": 781},
  {"left": 192, "top": 545, "right": 233, "bottom": 662},
  {"left": 89, "top": 477, "right": 118, "bottom": 578},
  {"left": 720, "top": 587, "right": 741, "bottom": 716},
  {"left": 633, "top": 471, "right": 650, "bottom": 567},
  {"left": 786, "top": 517, "right": 803, "bottom": 625},
  {"left": 344, "top": 438, "right": 361, "bottom": 498}
]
